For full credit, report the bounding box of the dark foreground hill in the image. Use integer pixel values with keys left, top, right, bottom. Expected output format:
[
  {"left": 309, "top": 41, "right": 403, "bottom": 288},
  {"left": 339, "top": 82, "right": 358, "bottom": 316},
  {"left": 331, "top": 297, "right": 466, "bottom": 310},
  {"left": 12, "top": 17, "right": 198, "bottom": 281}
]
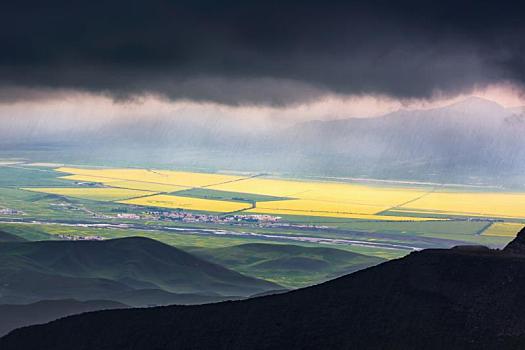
[
  {"left": 0, "top": 237, "right": 279, "bottom": 306},
  {"left": 0, "top": 299, "right": 126, "bottom": 337},
  {"left": 4, "top": 228, "right": 525, "bottom": 350}
]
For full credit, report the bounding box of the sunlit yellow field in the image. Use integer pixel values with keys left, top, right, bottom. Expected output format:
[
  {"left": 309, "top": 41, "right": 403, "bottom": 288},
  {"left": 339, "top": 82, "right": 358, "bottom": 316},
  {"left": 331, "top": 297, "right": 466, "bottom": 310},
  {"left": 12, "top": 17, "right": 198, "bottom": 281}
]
[
  {"left": 56, "top": 167, "right": 244, "bottom": 188},
  {"left": 23, "top": 187, "right": 157, "bottom": 201},
  {"left": 34, "top": 167, "right": 525, "bottom": 221},
  {"left": 257, "top": 198, "right": 385, "bottom": 215},
  {"left": 210, "top": 178, "right": 429, "bottom": 207},
  {"left": 482, "top": 222, "right": 525, "bottom": 237},
  {"left": 245, "top": 207, "right": 432, "bottom": 221},
  {"left": 120, "top": 194, "right": 251, "bottom": 213},
  {"left": 60, "top": 175, "right": 185, "bottom": 192},
  {"left": 394, "top": 192, "right": 525, "bottom": 219}
]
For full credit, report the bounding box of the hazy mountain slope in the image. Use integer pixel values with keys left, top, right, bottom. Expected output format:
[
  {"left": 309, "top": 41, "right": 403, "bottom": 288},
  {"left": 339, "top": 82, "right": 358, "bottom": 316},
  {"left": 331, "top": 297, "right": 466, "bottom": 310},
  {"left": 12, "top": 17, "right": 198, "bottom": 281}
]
[
  {"left": 189, "top": 243, "right": 385, "bottom": 288},
  {"left": 281, "top": 97, "right": 525, "bottom": 182},
  {"left": 6, "top": 228, "right": 525, "bottom": 349},
  {"left": 0, "top": 237, "right": 280, "bottom": 305},
  {"left": 0, "top": 299, "right": 126, "bottom": 337}
]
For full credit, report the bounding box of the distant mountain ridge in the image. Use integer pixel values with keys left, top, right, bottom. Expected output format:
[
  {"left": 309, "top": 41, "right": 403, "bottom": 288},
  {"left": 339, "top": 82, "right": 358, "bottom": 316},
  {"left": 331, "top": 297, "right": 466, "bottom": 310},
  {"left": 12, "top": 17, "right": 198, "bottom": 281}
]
[
  {"left": 281, "top": 97, "right": 525, "bottom": 182},
  {"left": 5, "top": 227, "right": 525, "bottom": 349},
  {"left": 0, "top": 237, "right": 280, "bottom": 306}
]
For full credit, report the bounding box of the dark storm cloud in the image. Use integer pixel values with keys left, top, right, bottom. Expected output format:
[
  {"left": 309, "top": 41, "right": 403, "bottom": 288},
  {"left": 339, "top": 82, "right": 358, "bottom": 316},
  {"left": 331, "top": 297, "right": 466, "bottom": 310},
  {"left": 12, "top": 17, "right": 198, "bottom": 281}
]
[{"left": 1, "top": 0, "right": 524, "bottom": 104}]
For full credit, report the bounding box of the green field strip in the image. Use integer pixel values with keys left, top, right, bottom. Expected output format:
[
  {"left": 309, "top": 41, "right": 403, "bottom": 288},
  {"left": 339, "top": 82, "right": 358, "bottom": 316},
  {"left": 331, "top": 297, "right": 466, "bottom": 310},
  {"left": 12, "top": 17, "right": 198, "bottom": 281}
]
[
  {"left": 58, "top": 172, "right": 196, "bottom": 189},
  {"left": 170, "top": 188, "right": 293, "bottom": 204},
  {"left": 198, "top": 173, "right": 263, "bottom": 189},
  {"left": 220, "top": 206, "right": 256, "bottom": 216},
  {"left": 20, "top": 187, "right": 160, "bottom": 203},
  {"left": 384, "top": 209, "right": 525, "bottom": 222},
  {"left": 117, "top": 192, "right": 163, "bottom": 201},
  {"left": 374, "top": 186, "right": 440, "bottom": 215},
  {"left": 475, "top": 222, "right": 494, "bottom": 236}
]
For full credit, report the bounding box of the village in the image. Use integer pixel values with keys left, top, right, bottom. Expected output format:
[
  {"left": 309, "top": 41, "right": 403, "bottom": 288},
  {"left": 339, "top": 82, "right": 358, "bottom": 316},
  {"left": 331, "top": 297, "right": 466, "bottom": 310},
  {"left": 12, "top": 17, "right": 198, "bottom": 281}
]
[{"left": 116, "top": 209, "right": 282, "bottom": 225}]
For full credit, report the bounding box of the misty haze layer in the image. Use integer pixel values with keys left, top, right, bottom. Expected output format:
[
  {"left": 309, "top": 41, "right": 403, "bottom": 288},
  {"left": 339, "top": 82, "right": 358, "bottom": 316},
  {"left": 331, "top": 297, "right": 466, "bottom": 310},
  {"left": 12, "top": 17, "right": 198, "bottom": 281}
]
[{"left": 3, "top": 97, "right": 524, "bottom": 186}]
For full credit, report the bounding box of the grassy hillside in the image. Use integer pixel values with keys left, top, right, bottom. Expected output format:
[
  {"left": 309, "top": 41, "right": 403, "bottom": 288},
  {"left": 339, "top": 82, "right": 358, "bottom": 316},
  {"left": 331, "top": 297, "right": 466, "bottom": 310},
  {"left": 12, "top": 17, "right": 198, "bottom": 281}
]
[
  {"left": 6, "top": 231, "right": 525, "bottom": 350},
  {"left": 0, "top": 237, "right": 280, "bottom": 306},
  {"left": 190, "top": 243, "right": 385, "bottom": 288}
]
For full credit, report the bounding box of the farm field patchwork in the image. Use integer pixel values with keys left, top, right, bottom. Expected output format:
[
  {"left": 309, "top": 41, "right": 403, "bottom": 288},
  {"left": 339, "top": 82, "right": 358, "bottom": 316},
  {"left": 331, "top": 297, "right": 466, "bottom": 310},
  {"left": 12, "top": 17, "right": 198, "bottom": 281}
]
[
  {"left": 256, "top": 198, "right": 386, "bottom": 215},
  {"left": 482, "top": 222, "right": 525, "bottom": 237},
  {"left": 22, "top": 187, "right": 157, "bottom": 202},
  {"left": 106, "top": 181, "right": 186, "bottom": 193},
  {"left": 120, "top": 194, "right": 252, "bottom": 213},
  {"left": 209, "top": 178, "right": 431, "bottom": 209},
  {"left": 390, "top": 192, "right": 525, "bottom": 220},
  {"left": 171, "top": 188, "right": 291, "bottom": 203},
  {"left": 19, "top": 167, "right": 525, "bottom": 224},
  {"left": 2, "top": 163, "right": 523, "bottom": 279},
  {"left": 56, "top": 167, "right": 245, "bottom": 188},
  {"left": 244, "top": 207, "right": 432, "bottom": 221},
  {"left": 46, "top": 167, "right": 441, "bottom": 220}
]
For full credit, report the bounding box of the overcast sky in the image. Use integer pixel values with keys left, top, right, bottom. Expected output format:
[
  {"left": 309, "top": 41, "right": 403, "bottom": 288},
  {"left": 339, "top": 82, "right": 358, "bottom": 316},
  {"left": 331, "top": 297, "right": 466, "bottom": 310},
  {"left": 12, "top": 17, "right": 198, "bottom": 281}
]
[{"left": 1, "top": 0, "right": 525, "bottom": 127}]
